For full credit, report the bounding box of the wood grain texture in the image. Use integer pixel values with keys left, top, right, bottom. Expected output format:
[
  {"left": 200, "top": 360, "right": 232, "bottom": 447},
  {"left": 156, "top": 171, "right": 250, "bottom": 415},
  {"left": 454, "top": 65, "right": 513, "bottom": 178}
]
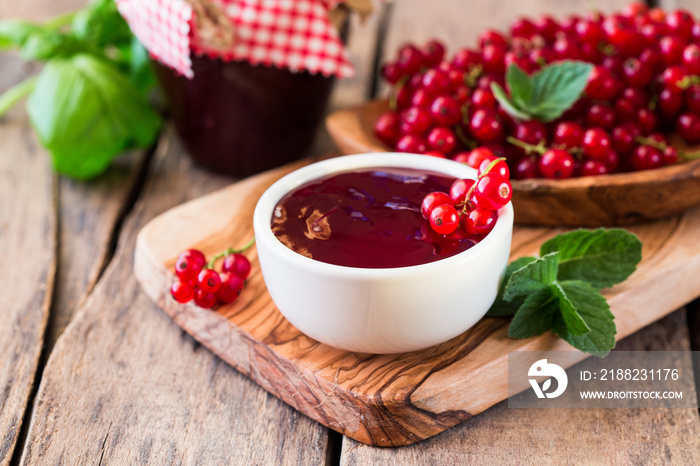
[
  {"left": 0, "top": 55, "right": 56, "bottom": 465},
  {"left": 326, "top": 100, "right": 700, "bottom": 226},
  {"left": 20, "top": 129, "right": 331, "bottom": 465},
  {"left": 134, "top": 151, "right": 700, "bottom": 446},
  {"left": 340, "top": 310, "right": 700, "bottom": 465},
  {"left": 48, "top": 151, "right": 148, "bottom": 351}
]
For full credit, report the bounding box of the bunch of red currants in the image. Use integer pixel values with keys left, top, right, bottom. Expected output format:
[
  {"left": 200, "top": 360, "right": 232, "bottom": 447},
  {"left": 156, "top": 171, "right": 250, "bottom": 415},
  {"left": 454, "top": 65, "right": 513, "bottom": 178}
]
[
  {"left": 422, "top": 149, "right": 511, "bottom": 237},
  {"left": 170, "top": 244, "right": 253, "bottom": 309},
  {"left": 374, "top": 2, "right": 700, "bottom": 179}
]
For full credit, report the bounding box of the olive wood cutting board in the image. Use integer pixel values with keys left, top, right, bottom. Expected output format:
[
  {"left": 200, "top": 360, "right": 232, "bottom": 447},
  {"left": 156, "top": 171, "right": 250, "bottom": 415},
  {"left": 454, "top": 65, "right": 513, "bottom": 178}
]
[{"left": 134, "top": 157, "right": 700, "bottom": 447}]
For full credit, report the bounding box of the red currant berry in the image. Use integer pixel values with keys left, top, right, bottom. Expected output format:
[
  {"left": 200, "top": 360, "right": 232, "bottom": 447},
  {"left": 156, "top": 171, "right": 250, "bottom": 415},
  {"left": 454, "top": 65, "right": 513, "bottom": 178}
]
[
  {"left": 586, "top": 66, "right": 619, "bottom": 101},
  {"left": 478, "top": 29, "right": 509, "bottom": 49},
  {"left": 576, "top": 19, "right": 605, "bottom": 46},
  {"left": 400, "top": 107, "right": 432, "bottom": 135},
  {"left": 197, "top": 269, "right": 221, "bottom": 293},
  {"left": 175, "top": 251, "right": 206, "bottom": 282},
  {"left": 514, "top": 121, "right": 547, "bottom": 146},
  {"left": 471, "top": 88, "right": 497, "bottom": 109},
  {"left": 622, "top": 58, "right": 652, "bottom": 88},
  {"left": 451, "top": 48, "right": 482, "bottom": 72},
  {"left": 631, "top": 145, "right": 664, "bottom": 171},
  {"left": 464, "top": 208, "right": 497, "bottom": 236},
  {"left": 614, "top": 98, "right": 637, "bottom": 122},
  {"left": 452, "top": 151, "right": 471, "bottom": 164},
  {"left": 481, "top": 44, "right": 506, "bottom": 74},
  {"left": 662, "top": 66, "right": 688, "bottom": 94},
  {"left": 513, "top": 156, "right": 539, "bottom": 179},
  {"left": 170, "top": 279, "right": 195, "bottom": 303},
  {"left": 535, "top": 15, "right": 559, "bottom": 42},
  {"left": 449, "top": 178, "right": 476, "bottom": 204},
  {"left": 582, "top": 128, "right": 612, "bottom": 160},
  {"left": 410, "top": 88, "right": 433, "bottom": 108},
  {"left": 215, "top": 272, "right": 244, "bottom": 304},
  {"left": 396, "top": 134, "right": 427, "bottom": 153},
  {"left": 473, "top": 174, "right": 512, "bottom": 209},
  {"left": 478, "top": 157, "right": 510, "bottom": 179},
  {"left": 465, "top": 147, "right": 495, "bottom": 168},
  {"left": 429, "top": 204, "right": 460, "bottom": 235},
  {"left": 222, "top": 253, "right": 251, "bottom": 279},
  {"left": 422, "top": 39, "right": 446, "bottom": 67},
  {"left": 421, "top": 69, "right": 452, "bottom": 96},
  {"left": 374, "top": 111, "right": 400, "bottom": 146},
  {"left": 611, "top": 123, "right": 640, "bottom": 154},
  {"left": 604, "top": 150, "right": 620, "bottom": 173},
  {"left": 539, "top": 149, "right": 575, "bottom": 179},
  {"left": 586, "top": 103, "right": 616, "bottom": 130},
  {"left": 427, "top": 126, "right": 457, "bottom": 153},
  {"left": 658, "top": 88, "right": 684, "bottom": 117},
  {"left": 511, "top": 17, "right": 537, "bottom": 39},
  {"left": 429, "top": 95, "right": 461, "bottom": 126},
  {"left": 622, "top": 2, "right": 648, "bottom": 17},
  {"left": 663, "top": 146, "right": 679, "bottom": 165},
  {"left": 381, "top": 62, "right": 402, "bottom": 84},
  {"left": 682, "top": 44, "right": 700, "bottom": 74},
  {"left": 581, "top": 160, "right": 609, "bottom": 177},
  {"left": 396, "top": 44, "right": 423, "bottom": 76},
  {"left": 659, "top": 35, "right": 686, "bottom": 67},
  {"left": 194, "top": 289, "right": 217, "bottom": 309},
  {"left": 636, "top": 108, "right": 658, "bottom": 134},
  {"left": 469, "top": 108, "right": 503, "bottom": 143},
  {"left": 421, "top": 192, "right": 453, "bottom": 218},
  {"left": 553, "top": 121, "right": 584, "bottom": 149},
  {"left": 666, "top": 10, "right": 695, "bottom": 41},
  {"left": 677, "top": 112, "right": 700, "bottom": 144},
  {"left": 686, "top": 84, "right": 700, "bottom": 113},
  {"left": 424, "top": 150, "right": 447, "bottom": 158}
]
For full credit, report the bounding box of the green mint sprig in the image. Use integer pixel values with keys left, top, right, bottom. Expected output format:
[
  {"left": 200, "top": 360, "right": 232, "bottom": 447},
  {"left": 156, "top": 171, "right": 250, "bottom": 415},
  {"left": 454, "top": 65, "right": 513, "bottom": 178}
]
[
  {"left": 491, "top": 60, "right": 593, "bottom": 122},
  {"left": 488, "top": 228, "right": 643, "bottom": 357},
  {"left": 0, "top": 0, "right": 161, "bottom": 180}
]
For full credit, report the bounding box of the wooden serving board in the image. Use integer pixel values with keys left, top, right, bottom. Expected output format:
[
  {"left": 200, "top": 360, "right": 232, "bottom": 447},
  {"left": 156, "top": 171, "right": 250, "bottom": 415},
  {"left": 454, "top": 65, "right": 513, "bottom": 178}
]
[{"left": 134, "top": 157, "right": 700, "bottom": 447}]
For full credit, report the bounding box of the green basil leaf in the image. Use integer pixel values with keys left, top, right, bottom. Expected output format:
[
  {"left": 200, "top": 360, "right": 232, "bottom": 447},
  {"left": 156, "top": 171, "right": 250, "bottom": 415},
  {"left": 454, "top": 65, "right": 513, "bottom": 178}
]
[
  {"left": 528, "top": 61, "right": 593, "bottom": 122},
  {"left": 507, "top": 287, "right": 558, "bottom": 338},
  {"left": 549, "top": 281, "right": 591, "bottom": 336},
  {"left": 490, "top": 82, "right": 531, "bottom": 121},
  {"left": 551, "top": 280, "right": 616, "bottom": 357},
  {"left": 27, "top": 54, "right": 161, "bottom": 179},
  {"left": 503, "top": 252, "right": 560, "bottom": 302},
  {"left": 540, "top": 228, "right": 642, "bottom": 289},
  {"left": 20, "top": 30, "right": 91, "bottom": 61},
  {"left": 71, "top": 0, "right": 132, "bottom": 48},
  {"left": 0, "top": 20, "right": 41, "bottom": 49}
]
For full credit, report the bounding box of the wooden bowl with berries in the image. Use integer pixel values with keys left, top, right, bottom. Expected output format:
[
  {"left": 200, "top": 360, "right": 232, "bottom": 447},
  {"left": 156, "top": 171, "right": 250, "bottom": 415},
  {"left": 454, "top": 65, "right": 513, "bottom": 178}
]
[{"left": 327, "top": 3, "right": 700, "bottom": 227}]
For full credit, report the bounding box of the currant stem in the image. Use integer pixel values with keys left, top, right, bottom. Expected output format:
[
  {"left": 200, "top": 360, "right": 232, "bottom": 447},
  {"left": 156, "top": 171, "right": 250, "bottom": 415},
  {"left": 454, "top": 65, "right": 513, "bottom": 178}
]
[
  {"left": 389, "top": 75, "right": 410, "bottom": 112},
  {"left": 463, "top": 157, "right": 507, "bottom": 205},
  {"left": 455, "top": 124, "right": 476, "bottom": 148},
  {"left": 506, "top": 135, "right": 547, "bottom": 155},
  {"left": 635, "top": 136, "right": 667, "bottom": 151},
  {"left": 205, "top": 237, "right": 256, "bottom": 269}
]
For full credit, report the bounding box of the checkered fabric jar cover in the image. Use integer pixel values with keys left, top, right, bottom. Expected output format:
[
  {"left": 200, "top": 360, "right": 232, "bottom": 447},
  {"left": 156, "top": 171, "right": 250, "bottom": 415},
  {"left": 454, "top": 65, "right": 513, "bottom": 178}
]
[{"left": 117, "top": 0, "right": 355, "bottom": 79}]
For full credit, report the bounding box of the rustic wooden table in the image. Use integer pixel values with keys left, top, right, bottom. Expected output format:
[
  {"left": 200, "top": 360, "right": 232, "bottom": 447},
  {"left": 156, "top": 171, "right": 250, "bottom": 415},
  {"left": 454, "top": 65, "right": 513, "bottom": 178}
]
[{"left": 2, "top": 0, "right": 700, "bottom": 464}]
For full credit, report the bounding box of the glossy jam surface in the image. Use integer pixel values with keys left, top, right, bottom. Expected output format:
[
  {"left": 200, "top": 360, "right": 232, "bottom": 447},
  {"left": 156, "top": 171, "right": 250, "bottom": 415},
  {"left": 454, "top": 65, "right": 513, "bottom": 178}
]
[{"left": 271, "top": 168, "right": 477, "bottom": 268}]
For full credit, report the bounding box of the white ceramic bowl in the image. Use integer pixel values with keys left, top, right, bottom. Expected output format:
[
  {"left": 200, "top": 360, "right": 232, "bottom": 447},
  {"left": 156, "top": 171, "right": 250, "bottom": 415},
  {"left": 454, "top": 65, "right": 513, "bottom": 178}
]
[{"left": 253, "top": 153, "right": 514, "bottom": 354}]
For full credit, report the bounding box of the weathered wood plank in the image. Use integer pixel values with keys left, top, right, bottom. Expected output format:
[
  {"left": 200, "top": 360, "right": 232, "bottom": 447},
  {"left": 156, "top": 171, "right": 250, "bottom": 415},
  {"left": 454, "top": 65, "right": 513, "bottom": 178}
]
[
  {"left": 339, "top": 309, "right": 700, "bottom": 465},
  {"left": 20, "top": 128, "right": 330, "bottom": 465},
  {"left": 0, "top": 56, "right": 55, "bottom": 466}
]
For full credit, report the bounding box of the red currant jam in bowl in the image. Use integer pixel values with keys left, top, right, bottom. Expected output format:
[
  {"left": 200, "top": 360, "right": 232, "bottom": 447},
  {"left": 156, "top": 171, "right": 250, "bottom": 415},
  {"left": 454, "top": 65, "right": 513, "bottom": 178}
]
[
  {"left": 253, "top": 153, "right": 514, "bottom": 354},
  {"left": 271, "top": 168, "right": 477, "bottom": 269}
]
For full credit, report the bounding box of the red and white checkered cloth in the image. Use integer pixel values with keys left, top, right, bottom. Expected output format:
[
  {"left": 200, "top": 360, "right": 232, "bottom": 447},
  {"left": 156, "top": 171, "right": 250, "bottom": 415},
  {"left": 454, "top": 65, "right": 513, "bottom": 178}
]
[{"left": 117, "top": 0, "right": 355, "bottom": 79}]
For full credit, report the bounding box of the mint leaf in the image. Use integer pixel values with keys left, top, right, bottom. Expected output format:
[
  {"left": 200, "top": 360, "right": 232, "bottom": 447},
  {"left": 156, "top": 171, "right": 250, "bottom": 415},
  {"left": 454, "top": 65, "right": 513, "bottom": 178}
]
[
  {"left": 506, "top": 63, "right": 532, "bottom": 108},
  {"left": 491, "top": 82, "right": 531, "bottom": 120},
  {"left": 27, "top": 54, "right": 161, "bottom": 179},
  {"left": 540, "top": 228, "right": 642, "bottom": 289},
  {"left": 528, "top": 61, "right": 593, "bottom": 121},
  {"left": 549, "top": 282, "right": 591, "bottom": 336},
  {"left": 551, "top": 280, "right": 616, "bottom": 357},
  {"left": 495, "top": 60, "right": 593, "bottom": 122},
  {"left": 487, "top": 256, "right": 536, "bottom": 317},
  {"left": 503, "top": 252, "right": 560, "bottom": 302},
  {"left": 507, "top": 287, "right": 558, "bottom": 338}
]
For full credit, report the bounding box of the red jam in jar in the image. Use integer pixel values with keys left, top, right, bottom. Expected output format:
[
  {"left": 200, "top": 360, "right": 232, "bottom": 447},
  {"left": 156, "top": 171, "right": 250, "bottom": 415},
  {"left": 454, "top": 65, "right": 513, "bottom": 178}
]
[{"left": 271, "top": 167, "right": 479, "bottom": 268}]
